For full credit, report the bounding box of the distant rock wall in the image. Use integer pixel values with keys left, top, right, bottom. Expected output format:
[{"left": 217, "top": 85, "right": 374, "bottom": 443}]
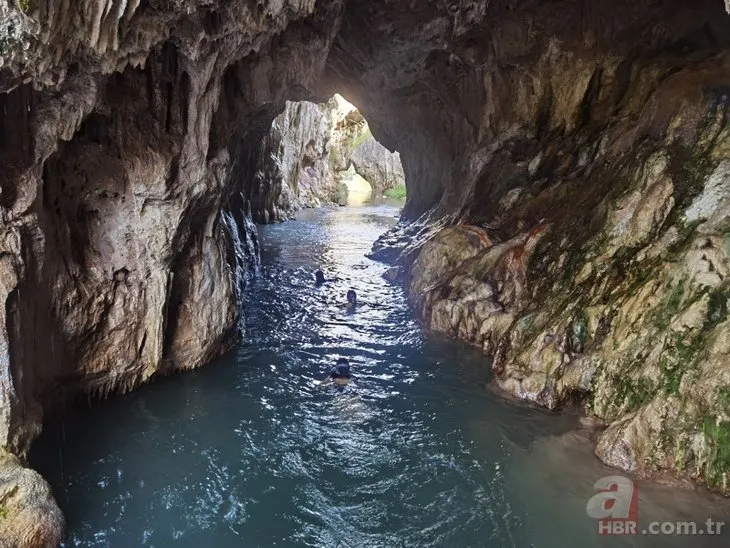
[
  {"left": 350, "top": 136, "right": 405, "bottom": 196},
  {"left": 245, "top": 95, "right": 404, "bottom": 222},
  {"left": 241, "top": 99, "right": 339, "bottom": 223}
]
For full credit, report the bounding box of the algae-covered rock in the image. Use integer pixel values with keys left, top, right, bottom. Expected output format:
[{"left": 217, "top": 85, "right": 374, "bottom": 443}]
[
  {"left": 406, "top": 63, "right": 730, "bottom": 492},
  {"left": 409, "top": 225, "right": 493, "bottom": 299}
]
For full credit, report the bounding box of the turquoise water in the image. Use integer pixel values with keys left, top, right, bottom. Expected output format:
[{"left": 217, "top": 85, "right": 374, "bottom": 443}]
[{"left": 32, "top": 205, "right": 729, "bottom": 547}]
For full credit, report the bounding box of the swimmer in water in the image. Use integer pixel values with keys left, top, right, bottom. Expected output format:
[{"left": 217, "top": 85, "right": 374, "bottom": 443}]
[
  {"left": 315, "top": 269, "right": 341, "bottom": 286},
  {"left": 345, "top": 289, "right": 357, "bottom": 311},
  {"left": 341, "top": 289, "right": 379, "bottom": 312},
  {"left": 328, "top": 357, "right": 353, "bottom": 387}
]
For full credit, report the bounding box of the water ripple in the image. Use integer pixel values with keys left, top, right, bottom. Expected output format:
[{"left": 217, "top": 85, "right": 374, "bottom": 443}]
[{"left": 30, "top": 205, "right": 730, "bottom": 548}]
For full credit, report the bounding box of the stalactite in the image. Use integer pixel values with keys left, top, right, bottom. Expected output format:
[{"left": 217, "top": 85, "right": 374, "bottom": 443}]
[{"left": 0, "top": 1, "right": 728, "bottom": 544}]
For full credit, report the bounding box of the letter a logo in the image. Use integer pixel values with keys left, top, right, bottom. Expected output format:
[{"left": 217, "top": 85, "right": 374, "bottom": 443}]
[{"left": 586, "top": 476, "right": 638, "bottom": 535}]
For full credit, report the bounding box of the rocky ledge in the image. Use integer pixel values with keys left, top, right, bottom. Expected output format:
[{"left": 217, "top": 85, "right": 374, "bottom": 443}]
[
  {"left": 397, "top": 75, "right": 730, "bottom": 493},
  {"left": 0, "top": 449, "right": 62, "bottom": 547}
]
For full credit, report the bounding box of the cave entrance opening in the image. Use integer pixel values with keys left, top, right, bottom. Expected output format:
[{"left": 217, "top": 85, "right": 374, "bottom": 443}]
[
  {"left": 338, "top": 165, "right": 374, "bottom": 207},
  {"left": 259, "top": 93, "right": 406, "bottom": 218}
]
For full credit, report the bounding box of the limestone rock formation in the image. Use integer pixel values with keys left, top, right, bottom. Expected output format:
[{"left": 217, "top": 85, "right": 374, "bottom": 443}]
[
  {"left": 0, "top": 0, "right": 730, "bottom": 541},
  {"left": 350, "top": 135, "right": 405, "bottom": 196},
  {"left": 0, "top": 1, "right": 345, "bottom": 542},
  {"left": 245, "top": 94, "right": 403, "bottom": 222},
  {"left": 243, "top": 99, "right": 339, "bottom": 223},
  {"left": 403, "top": 64, "right": 730, "bottom": 494},
  {"left": 0, "top": 449, "right": 62, "bottom": 547}
]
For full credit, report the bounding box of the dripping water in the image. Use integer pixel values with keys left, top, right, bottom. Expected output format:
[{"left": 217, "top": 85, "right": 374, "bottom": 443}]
[
  {"left": 222, "top": 193, "right": 262, "bottom": 333},
  {"left": 240, "top": 214, "right": 262, "bottom": 276}
]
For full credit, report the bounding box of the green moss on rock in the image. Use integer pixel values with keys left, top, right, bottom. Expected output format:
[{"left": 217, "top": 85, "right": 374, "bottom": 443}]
[
  {"left": 569, "top": 312, "right": 588, "bottom": 351},
  {"left": 384, "top": 183, "right": 407, "bottom": 200},
  {"left": 352, "top": 128, "right": 372, "bottom": 149},
  {"left": 702, "top": 418, "right": 730, "bottom": 489},
  {"left": 718, "top": 386, "right": 730, "bottom": 411},
  {"left": 654, "top": 277, "right": 687, "bottom": 331},
  {"left": 608, "top": 373, "right": 657, "bottom": 414},
  {"left": 706, "top": 289, "right": 728, "bottom": 328}
]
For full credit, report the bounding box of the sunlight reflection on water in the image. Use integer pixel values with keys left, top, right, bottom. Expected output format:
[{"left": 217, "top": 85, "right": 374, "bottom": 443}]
[{"left": 31, "top": 205, "right": 730, "bottom": 547}]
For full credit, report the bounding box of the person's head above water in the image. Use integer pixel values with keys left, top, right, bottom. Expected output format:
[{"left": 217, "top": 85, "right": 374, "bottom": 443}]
[
  {"left": 315, "top": 270, "right": 325, "bottom": 285},
  {"left": 346, "top": 289, "right": 357, "bottom": 304},
  {"left": 330, "top": 357, "right": 352, "bottom": 386}
]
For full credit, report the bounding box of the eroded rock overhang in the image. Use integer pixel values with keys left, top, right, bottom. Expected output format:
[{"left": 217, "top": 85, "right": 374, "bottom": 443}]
[{"left": 0, "top": 0, "right": 729, "bottom": 542}]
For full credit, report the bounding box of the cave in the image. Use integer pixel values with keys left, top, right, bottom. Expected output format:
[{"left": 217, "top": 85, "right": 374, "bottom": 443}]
[
  {"left": 1, "top": 0, "right": 730, "bottom": 544},
  {"left": 239, "top": 92, "right": 407, "bottom": 220}
]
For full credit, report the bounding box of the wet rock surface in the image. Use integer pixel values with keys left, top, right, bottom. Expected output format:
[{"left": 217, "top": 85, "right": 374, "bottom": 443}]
[
  {"left": 0, "top": 0, "right": 346, "bottom": 534},
  {"left": 244, "top": 95, "right": 404, "bottom": 222},
  {"left": 0, "top": 450, "right": 62, "bottom": 548},
  {"left": 0, "top": 0, "right": 729, "bottom": 539},
  {"left": 405, "top": 72, "right": 730, "bottom": 493},
  {"left": 0, "top": 0, "right": 343, "bottom": 447}
]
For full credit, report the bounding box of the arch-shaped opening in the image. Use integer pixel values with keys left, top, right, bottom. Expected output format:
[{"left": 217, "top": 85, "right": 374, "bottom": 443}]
[
  {"left": 242, "top": 92, "right": 406, "bottom": 220},
  {"left": 2, "top": 1, "right": 730, "bottom": 543}
]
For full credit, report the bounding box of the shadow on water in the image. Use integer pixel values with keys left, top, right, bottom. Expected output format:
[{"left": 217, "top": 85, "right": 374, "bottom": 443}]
[{"left": 31, "top": 205, "right": 730, "bottom": 547}]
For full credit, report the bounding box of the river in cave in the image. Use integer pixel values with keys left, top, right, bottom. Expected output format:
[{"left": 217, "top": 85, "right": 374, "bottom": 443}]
[{"left": 31, "top": 204, "right": 730, "bottom": 547}]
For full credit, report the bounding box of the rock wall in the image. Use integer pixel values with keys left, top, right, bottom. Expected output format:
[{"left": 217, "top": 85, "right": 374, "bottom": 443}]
[
  {"left": 0, "top": 1, "right": 345, "bottom": 543},
  {"left": 367, "top": 1, "right": 730, "bottom": 494},
  {"left": 243, "top": 95, "right": 404, "bottom": 223},
  {"left": 1, "top": 0, "right": 730, "bottom": 542},
  {"left": 0, "top": 448, "right": 62, "bottom": 546},
  {"left": 241, "top": 99, "right": 335, "bottom": 223},
  {"left": 0, "top": 0, "right": 344, "bottom": 437},
  {"left": 350, "top": 135, "right": 405, "bottom": 197}
]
